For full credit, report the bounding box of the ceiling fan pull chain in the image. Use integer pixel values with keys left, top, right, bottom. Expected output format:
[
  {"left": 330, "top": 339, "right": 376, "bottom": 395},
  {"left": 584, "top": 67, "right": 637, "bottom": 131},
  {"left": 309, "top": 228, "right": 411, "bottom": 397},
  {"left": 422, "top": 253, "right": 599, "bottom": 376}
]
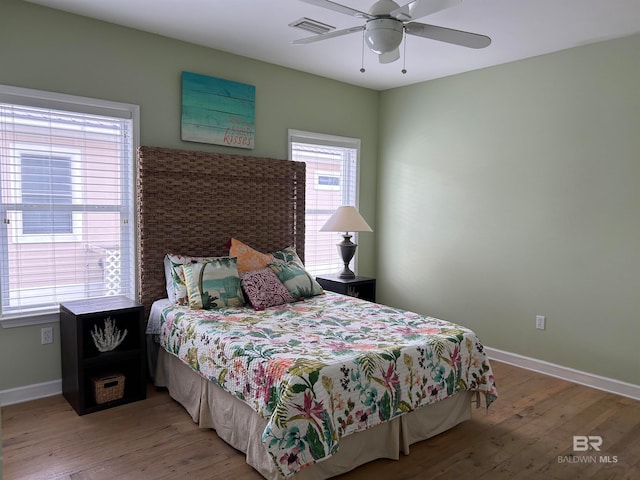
[
  {"left": 401, "top": 27, "right": 407, "bottom": 74},
  {"left": 360, "top": 28, "right": 366, "bottom": 73}
]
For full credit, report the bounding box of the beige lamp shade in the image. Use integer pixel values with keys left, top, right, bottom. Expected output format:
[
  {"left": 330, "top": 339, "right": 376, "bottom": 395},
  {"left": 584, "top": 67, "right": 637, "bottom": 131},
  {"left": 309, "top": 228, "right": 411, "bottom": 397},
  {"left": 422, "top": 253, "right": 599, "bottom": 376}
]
[{"left": 319, "top": 206, "right": 373, "bottom": 233}]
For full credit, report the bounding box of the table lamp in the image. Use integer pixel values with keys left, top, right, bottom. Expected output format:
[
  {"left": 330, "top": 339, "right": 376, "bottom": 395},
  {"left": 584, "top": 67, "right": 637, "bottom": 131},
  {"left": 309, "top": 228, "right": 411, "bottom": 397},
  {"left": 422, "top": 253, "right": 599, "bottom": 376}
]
[{"left": 320, "top": 205, "right": 372, "bottom": 279}]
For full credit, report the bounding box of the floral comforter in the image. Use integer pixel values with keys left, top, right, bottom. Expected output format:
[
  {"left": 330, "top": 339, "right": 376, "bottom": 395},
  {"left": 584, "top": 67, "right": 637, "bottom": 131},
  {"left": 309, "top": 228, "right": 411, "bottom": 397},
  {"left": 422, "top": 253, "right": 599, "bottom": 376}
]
[{"left": 159, "top": 292, "right": 497, "bottom": 478}]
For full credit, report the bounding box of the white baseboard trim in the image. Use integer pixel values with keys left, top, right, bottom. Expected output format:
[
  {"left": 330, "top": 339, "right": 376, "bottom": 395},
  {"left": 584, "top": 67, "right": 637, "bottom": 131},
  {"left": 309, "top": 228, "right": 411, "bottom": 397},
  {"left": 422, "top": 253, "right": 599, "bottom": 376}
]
[
  {"left": 485, "top": 347, "right": 640, "bottom": 401},
  {"left": 0, "top": 379, "right": 62, "bottom": 407}
]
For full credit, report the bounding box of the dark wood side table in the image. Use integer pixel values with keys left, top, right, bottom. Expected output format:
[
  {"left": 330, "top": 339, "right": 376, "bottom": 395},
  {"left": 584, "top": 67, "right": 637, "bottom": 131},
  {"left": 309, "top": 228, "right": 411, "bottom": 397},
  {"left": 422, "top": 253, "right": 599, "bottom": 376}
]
[
  {"left": 316, "top": 274, "right": 376, "bottom": 302},
  {"left": 60, "top": 296, "right": 146, "bottom": 415}
]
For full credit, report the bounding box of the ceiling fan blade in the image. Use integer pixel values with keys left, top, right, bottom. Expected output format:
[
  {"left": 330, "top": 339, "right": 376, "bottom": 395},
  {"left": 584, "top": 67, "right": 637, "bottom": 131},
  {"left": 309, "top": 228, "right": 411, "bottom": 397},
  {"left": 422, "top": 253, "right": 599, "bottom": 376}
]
[
  {"left": 391, "top": 0, "right": 461, "bottom": 21},
  {"left": 292, "top": 25, "right": 365, "bottom": 45},
  {"left": 298, "top": 0, "right": 373, "bottom": 19},
  {"left": 379, "top": 48, "right": 400, "bottom": 64},
  {"left": 405, "top": 22, "right": 491, "bottom": 48}
]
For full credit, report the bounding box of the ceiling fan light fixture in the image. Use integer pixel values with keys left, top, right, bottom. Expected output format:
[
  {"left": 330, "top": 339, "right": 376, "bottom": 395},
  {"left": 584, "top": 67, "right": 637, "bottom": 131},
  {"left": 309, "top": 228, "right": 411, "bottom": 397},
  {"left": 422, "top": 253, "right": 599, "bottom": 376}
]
[{"left": 364, "top": 18, "right": 403, "bottom": 54}]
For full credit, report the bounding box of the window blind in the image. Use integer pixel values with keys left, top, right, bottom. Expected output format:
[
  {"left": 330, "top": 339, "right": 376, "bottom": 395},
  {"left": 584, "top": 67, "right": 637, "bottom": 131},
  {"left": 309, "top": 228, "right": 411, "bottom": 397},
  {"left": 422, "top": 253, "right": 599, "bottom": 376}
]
[
  {"left": 0, "top": 85, "right": 138, "bottom": 324},
  {"left": 288, "top": 130, "right": 360, "bottom": 276}
]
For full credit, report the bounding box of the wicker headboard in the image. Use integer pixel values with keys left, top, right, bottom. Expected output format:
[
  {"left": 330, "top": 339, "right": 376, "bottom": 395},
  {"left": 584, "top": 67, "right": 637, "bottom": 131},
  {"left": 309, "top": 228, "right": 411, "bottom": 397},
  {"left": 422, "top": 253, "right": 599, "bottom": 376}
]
[{"left": 136, "top": 146, "right": 305, "bottom": 314}]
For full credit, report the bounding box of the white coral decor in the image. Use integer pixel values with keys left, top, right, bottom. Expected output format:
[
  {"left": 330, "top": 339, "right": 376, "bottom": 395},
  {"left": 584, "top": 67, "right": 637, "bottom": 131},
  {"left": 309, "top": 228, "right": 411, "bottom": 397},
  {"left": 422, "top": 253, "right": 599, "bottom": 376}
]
[{"left": 91, "top": 317, "right": 128, "bottom": 352}]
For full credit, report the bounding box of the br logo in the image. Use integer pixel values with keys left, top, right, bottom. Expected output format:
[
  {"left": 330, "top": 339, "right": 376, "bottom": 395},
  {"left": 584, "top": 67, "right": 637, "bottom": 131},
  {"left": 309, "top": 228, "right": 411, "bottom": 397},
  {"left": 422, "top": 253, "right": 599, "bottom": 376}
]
[{"left": 573, "top": 435, "right": 603, "bottom": 452}]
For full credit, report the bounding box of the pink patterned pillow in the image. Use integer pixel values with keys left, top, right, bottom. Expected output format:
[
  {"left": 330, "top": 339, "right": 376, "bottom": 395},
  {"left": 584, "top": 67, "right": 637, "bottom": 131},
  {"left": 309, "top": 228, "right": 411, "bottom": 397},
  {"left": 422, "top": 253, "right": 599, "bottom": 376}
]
[{"left": 241, "top": 268, "right": 294, "bottom": 311}]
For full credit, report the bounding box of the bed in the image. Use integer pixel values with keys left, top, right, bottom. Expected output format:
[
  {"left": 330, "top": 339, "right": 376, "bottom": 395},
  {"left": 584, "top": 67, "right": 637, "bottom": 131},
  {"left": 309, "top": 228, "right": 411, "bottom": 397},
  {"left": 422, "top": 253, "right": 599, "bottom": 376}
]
[{"left": 137, "top": 146, "right": 497, "bottom": 479}]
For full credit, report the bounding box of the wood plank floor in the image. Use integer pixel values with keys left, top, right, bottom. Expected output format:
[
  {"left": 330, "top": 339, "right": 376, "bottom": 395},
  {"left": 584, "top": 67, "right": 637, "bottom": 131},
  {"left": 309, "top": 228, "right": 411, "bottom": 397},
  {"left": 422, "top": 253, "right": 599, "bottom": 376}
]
[{"left": 2, "top": 361, "right": 639, "bottom": 480}]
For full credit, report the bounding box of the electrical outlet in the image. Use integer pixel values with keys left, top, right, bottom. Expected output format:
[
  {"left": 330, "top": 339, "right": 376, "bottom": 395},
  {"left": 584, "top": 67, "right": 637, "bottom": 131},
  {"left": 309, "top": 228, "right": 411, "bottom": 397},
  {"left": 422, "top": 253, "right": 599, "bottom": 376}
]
[
  {"left": 535, "top": 315, "right": 546, "bottom": 330},
  {"left": 41, "top": 327, "right": 54, "bottom": 344}
]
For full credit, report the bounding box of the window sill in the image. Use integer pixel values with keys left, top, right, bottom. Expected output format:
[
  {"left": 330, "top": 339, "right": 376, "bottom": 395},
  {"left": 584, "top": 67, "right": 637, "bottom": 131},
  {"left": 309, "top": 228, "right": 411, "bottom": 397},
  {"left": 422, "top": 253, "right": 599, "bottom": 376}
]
[{"left": 1, "top": 311, "right": 60, "bottom": 328}]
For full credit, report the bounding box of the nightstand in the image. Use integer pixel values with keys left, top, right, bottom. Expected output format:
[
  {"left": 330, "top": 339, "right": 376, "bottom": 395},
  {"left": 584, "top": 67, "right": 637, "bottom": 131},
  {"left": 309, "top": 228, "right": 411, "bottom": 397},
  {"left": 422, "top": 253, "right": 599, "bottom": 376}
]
[
  {"left": 316, "top": 274, "right": 376, "bottom": 302},
  {"left": 60, "top": 296, "right": 146, "bottom": 415}
]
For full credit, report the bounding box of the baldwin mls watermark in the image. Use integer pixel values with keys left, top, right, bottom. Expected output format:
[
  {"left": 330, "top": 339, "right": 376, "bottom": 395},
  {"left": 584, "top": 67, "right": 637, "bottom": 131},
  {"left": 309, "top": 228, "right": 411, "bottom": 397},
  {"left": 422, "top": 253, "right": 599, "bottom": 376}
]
[{"left": 557, "top": 436, "right": 618, "bottom": 464}]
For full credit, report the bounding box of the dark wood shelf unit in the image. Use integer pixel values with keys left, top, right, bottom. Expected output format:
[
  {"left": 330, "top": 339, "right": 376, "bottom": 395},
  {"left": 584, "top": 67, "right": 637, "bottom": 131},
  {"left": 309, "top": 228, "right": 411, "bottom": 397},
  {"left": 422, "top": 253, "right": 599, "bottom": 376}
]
[
  {"left": 316, "top": 274, "right": 376, "bottom": 302},
  {"left": 60, "top": 296, "right": 146, "bottom": 415}
]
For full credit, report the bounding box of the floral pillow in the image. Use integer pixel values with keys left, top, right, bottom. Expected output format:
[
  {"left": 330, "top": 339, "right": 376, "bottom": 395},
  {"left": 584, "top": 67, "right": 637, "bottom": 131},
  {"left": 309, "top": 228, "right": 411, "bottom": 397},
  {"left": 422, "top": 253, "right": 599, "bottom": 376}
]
[
  {"left": 241, "top": 268, "right": 294, "bottom": 311},
  {"left": 268, "top": 262, "right": 324, "bottom": 299},
  {"left": 230, "top": 238, "right": 308, "bottom": 273},
  {"left": 272, "top": 246, "right": 305, "bottom": 266},
  {"left": 229, "top": 238, "right": 274, "bottom": 274},
  {"left": 182, "top": 257, "right": 245, "bottom": 309},
  {"left": 164, "top": 253, "right": 220, "bottom": 305}
]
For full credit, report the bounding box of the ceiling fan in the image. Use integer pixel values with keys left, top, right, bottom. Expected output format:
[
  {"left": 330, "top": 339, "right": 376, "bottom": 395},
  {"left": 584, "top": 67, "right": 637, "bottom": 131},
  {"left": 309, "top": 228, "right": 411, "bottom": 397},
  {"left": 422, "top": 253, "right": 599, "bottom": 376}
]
[{"left": 292, "top": 0, "right": 491, "bottom": 65}]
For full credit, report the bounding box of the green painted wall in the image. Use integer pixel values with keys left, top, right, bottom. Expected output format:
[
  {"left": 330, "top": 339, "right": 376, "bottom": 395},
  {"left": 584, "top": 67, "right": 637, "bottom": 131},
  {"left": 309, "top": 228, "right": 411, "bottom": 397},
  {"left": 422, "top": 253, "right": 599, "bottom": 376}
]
[
  {"left": 1, "top": 0, "right": 638, "bottom": 394},
  {"left": 378, "top": 34, "right": 640, "bottom": 385},
  {"left": 0, "top": 0, "right": 378, "bottom": 391}
]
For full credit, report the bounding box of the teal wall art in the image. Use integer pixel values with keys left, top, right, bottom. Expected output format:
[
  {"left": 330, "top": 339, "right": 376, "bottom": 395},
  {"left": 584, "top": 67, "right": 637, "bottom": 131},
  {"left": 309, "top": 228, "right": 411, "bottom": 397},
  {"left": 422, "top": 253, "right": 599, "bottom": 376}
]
[{"left": 181, "top": 71, "right": 255, "bottom": 149}]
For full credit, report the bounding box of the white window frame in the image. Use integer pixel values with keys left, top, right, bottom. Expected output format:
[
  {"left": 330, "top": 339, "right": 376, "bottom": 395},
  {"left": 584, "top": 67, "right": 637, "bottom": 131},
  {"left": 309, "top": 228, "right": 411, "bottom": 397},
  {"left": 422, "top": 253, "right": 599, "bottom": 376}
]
[
  {"left": 0, "top": 84, "right": 140, "bottom": 328},
  {"left": 288, "top": 129, "right": 362, "bottom": 276}
]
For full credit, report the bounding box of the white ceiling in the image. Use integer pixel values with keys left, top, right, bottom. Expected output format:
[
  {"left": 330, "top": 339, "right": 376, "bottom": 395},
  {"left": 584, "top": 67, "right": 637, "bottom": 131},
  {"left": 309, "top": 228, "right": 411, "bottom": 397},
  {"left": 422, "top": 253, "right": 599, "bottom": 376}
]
[{"left": 26, "top": 0, "right": 640, "bottom": 91}]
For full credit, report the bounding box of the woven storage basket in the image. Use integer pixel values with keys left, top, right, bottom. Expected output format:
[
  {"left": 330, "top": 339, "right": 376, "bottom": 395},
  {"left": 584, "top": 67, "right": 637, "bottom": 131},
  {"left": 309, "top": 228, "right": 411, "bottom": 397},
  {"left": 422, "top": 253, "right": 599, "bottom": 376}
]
[{"left": 92, "top": 373, "right": 125, "bottom": 404}]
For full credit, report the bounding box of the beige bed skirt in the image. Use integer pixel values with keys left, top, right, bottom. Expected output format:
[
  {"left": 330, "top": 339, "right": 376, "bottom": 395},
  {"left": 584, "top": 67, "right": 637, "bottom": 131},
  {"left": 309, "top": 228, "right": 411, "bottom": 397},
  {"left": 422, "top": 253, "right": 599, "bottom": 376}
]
[{"left": 154, "top": 347, "right": 473, "bottom": 480}]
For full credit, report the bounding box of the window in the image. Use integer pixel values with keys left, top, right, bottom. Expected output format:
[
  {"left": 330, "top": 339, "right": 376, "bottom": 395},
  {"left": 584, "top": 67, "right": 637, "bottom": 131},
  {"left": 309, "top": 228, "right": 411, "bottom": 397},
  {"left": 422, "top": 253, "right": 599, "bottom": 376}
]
[
  {"left": 288, "top": 129, "right": 360, "bottom": 276},
  {"left": 21, "top": 153, "right": 74, "bottom": 235},
  {"left": 0, "top": 85, "right": 139, "bottom": 327},
  {"left": 9, "top": 145, "right": 84, "bottom": 243}
]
